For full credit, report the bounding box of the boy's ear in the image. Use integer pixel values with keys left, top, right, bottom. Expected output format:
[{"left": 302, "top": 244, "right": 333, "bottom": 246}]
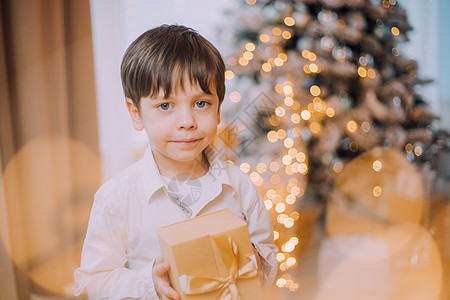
[{"left": 126, "top": 98, "right": 144, "bottom": 131}]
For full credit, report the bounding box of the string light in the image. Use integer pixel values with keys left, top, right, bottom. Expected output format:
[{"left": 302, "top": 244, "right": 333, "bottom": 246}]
[
  {"left": 373, "top": 185, "right": 382, "bottom": 197},
  {"left": 391, "top": 26, "right": 400, "bottom": 36},
  {"left": 245, "top": 42, "right": 256, "bottom": 51},
  {"left": 284, "top": 16, "right": 295, "bottom": 26},
  {"left": 229, "top": 91, "right": 241, "bottom": 102},
  {"left": 373, "top": 160, "right": 383, "bottom": 171}
]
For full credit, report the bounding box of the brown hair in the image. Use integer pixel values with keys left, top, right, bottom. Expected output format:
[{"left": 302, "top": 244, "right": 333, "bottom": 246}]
[{"left": 120, "top": 24, "right": 225, "bottom": 109}]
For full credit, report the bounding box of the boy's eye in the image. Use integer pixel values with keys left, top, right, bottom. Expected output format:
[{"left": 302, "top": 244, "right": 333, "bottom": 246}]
[
  {"left": 195, "top": 100, "right": 208, "bottom": 108},
  {"left": 159, "top": 103, "right": 171, "bottom": 110}
]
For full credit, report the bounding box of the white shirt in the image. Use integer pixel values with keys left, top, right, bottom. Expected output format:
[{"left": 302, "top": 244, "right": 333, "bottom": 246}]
[{"left": 74, "top": 147, "right": 278, "bottom": 299}]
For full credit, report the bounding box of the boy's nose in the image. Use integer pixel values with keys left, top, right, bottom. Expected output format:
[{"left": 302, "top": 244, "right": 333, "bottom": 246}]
[{"left": 176, "top": 109, "right": 197, "bottom": 130}]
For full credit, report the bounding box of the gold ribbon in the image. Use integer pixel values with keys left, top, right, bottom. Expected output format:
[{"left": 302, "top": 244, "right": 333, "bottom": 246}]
[{"left": 182, "top": 237, "right": 258, "bottom": 300}]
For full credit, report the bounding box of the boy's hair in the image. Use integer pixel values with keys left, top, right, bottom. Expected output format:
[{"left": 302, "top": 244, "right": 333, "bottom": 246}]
[{"left": 121, "top": 24, "right": 226, "bottom": 109}]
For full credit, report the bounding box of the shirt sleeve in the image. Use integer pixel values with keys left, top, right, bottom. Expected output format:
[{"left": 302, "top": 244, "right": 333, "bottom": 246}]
[
  {"left": 243, "top": 176, "right": 278, "bottom": 290},
  {"left": 73, "top": 193, "right": 160, "bottom": 300}
]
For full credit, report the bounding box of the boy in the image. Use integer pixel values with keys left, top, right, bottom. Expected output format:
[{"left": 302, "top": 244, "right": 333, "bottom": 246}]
[{"left": 74, "top": 25, "right": 277, "bottom": 299}]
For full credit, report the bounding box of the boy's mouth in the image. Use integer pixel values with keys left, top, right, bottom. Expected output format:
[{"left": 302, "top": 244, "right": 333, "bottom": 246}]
[{"left": 171, "top": 138, "right": 202, "bottom": 146}]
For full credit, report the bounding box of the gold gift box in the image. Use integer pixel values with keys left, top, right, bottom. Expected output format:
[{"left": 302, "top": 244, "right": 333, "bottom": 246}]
[{"left": 156, "top": 209, "right": 263, "bottom": 300}]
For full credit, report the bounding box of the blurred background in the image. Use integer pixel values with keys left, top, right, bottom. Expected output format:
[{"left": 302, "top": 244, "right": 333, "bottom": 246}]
[{"left": 1, "top": 0, "right": 449, "bottom": 299}]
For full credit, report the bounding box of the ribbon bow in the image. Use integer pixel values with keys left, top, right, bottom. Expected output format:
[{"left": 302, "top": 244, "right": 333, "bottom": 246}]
[{"left": 182, "top": 237, "right": 258, "bottom": 300}]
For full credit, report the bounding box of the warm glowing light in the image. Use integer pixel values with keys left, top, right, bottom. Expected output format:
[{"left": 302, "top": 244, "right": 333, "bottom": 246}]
[
  {"left": 301, "top": 110, "right": 311, "bottom": 120},
  {"left": 282, "top": 155, "right": 292, "bottom": 165},
  {"left": 326, "top": 107, "right": 335, "bottom": 117},
  {"left": 284, "top": 16, "right": 295, "bottom": 26},
  {"left": 291, "top": 113, "right": 301, "bottom": 124},
  {"left": 296, "top": 152, "right": 306, "bottom": 162},
  {"left": 275, "top": 106, "right": 286, "bottom": 117},
  {"left": 301, "top": 50, "right": 310, "bottom": 58},
  {"left": 414, "top": 146, "right": 423, "bottom": 156},
  {"left": 267, "top": 131, "right": 278, "bottom": 143},
  {"left": 277, "top": 278, "right": 287, "bottom": 287},
  {"left": 243, "top": 51, "right": 254, "bottom": 60},
  {"left": 277, "top": 129, "right": 287, "bottom": 139},
  {"left": 282, "top": 31, "right": 292, "bottom": 39},
  {"left": 276, "top": 203, "right": 286, "bottom": 213},
  {"left": 240, "top": 162, "right": 251, "bottom": 173},
  {"left": 286, "top": 257, "right": 296, "bottom": 267},
  {"left": 250, "top": 171, "right": 260, "bottom": 183},
  {"left": 259, "top": 33, "right": 270, "bottom": 43},
  {"left": 256, "top": 162, "right": 267, "bottom": 174},
  {"left": 286, "top": 194, "right": 296, "bottom": 205},
  {"left": 245, "top": 42, "right": 256, "bottom": 51},
  {"left": 246, "top": 0, "right": 256, "bottom": 4},
  {"left": 309, "top": 63, "right": 319, "bottom": 73},
  {"left": 298, "top": 163, "right": 308, "bottom": 175},
  {"left": 269, "top": 161, "right": 280, "bottom": 172},
  {"left": 373, "top": 185, "right": 382, "bottom": 197},
  {"left": 229, "top": 91, "right": 241, "bottom": 102},
  {"left": 277, "top": 253, "right": 285, "bottom": 262},
  {"left": 274, "top": 231, "right": 279, "bottom": 240},
  {"left": 262, "top": 63, "right": 272, "bottom": 72},
  {"left": 266, "top": 189, "right": 276, "bottom": 199},
  {"left": 310, "top": 85, "right": 321, "bottom": 96},
  {"left": 361, "top": 121, "right": 371, "bottom": 132},
  {"left": 274, "top": 57, "right": 284, "bottom": 66},
  {"left": 288, "top": 148, "right": 298, "bottom": 158},
  {"left": 333, "top": 161, "right": 344, "bottom": 173},
  {"left": 272, "top": 27, "right": 282, "bottom": 36},
  {"left": 284, "top": 217, "right": 294, "bottom": 228},
  {"left": 367, "top": 68, "right": 376, "bottom": 78},
  {"left": 225, "top": 70, "right": 235, "bottom": 80},
  {"left": 308, "top": 52, "right": 317, "bottom": 61},
  {"left": 284, "top": 138, "right": 294, "bottom": 148},
  {"left": 283, "top": 242, "right": 295, "bottom": 253},
  {"left": 264, "top": 199, "right": 273, "bottom": 210},
  {"left": 382, "top": 0, "right": 390, "bottom": 8},
  {"left": 405, "top": 143, "right": 413, "bottom": 153},
  {"left": 313, "top": 100, "right": 323, "bottom": 111},
  {"left": 291, "top": 211, "right": 300, "bottom": 220},
  {"left": 269, "top": 115, "right": 280, "bottom": 127},
  {"left": 277, "top": 214, "right": 288, "bottom": 224},
  {"left": 284, "top": 97, "right": 294, "bottom": 106},
  {"left": 373, "top": 160, "right": 383, "bottom": 172},
  {"left": 278, "top": 53, "right": 287, "bottom": 61},
  {"left": 292, "top": 127, "right": 301, "bottom": 137},
  {"left": 391, "top": 26, "right": 400, "bottom": 36},
  {"left": 273, "top": 195, "right": 282, "bottom": 204},
  {"left": 358, "top": 66, "right": 367, "bottom": 77},
  {"left": 303, "top": 65, "right": 311, "bottom": 74},
  {"left": 283, "top": 85, "right": 293, "bottom": 95},
  {"left": 347, "top": 120, "right": 358, "bottom": 133},
  {"left": 238, "top": 57, "right": 248, "bottom": 66}
]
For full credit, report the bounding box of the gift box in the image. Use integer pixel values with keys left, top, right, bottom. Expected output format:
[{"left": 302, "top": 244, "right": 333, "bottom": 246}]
[{"left": 156, "top": 209, "right": 263, "bottom": 300}]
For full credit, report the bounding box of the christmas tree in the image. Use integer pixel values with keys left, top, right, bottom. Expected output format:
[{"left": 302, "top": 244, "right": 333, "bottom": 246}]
[{"left": 215, "top": 0, "right": 444, "bottom": 293}]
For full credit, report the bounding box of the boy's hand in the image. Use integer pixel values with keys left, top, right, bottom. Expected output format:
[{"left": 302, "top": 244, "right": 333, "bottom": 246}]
[{"left": 153, "top": 256, "right": 180, "bottom": 300}]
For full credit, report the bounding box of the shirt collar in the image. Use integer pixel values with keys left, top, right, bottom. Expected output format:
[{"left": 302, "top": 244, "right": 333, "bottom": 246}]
[
  {"left": 139, "top": 147, "right": 166, "bottom": 201},
  {"left": 140, "top": 146, "right": 233, "bottom": 203}
]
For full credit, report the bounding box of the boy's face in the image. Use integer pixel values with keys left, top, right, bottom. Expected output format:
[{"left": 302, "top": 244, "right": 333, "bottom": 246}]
[{"left": 127, "top": 74, "right": 220, "bottom": 176}]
